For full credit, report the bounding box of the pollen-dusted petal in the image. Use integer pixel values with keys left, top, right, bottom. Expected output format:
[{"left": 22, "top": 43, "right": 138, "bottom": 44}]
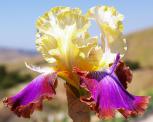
[
  {"left": 115, "top": 61, "right": 133, "bottom": 89},
  {"left": 3, "top": 73, "right": 57, "bottom": 118}
]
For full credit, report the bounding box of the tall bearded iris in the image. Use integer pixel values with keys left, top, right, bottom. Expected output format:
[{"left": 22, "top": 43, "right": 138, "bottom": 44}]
[{"left": 3, "top": 6, "right": 150, "bottom": 120}]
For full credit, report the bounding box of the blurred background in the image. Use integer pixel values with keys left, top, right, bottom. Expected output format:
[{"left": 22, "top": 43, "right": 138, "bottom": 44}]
[{"left": 0, "top": 0, "right": 153, "bottom": 122}]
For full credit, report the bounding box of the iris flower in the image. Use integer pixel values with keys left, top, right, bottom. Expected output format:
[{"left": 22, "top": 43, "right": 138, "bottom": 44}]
[{"left": 3, "top": 6, "right": 150, "bottom": 119}]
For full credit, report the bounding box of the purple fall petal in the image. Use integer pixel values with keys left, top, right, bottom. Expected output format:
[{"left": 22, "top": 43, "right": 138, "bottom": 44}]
[
  {"left": 3, "top": 73, "right": 57, "bottom": 118},
  {"left": 91, "top": 73, "right": 150, "bottom": 119},
  {"left": 74, "top": 54, "right": 150, "bottom": 119}
]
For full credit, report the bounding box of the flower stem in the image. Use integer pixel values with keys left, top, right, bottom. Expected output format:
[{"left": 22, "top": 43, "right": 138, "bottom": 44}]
[{"left": 65, "top": 83, "right": 90, "bottom": 122}]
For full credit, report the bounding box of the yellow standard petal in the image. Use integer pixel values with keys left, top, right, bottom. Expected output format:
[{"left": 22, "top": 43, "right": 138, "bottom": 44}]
[
  {"left": 36, "top": 7, "right": 94, "bottom": 72},
  {"left": 87, "top": 6, "right": 127, "bottom": 68}
]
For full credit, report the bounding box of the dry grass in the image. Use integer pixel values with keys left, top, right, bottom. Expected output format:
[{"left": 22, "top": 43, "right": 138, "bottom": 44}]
[
  {"left": 125, "top": 28, "right": 153, "bottom": 68},
  {"left": 128, "top": 68, "right": 153, "bottom": 95}
]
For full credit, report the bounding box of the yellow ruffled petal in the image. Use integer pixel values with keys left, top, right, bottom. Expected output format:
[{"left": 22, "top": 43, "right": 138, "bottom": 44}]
[
  {"left": 87, "top": 6, "right": 124, "bottom": 44},
  {"left": 57, "top": 11, "right": 90, "bottom": 38},
  {"left": 51, "top": 6, "right": 82, "bottom": 15},
  {"left": 87, "top": 6, "right": 124, "bottom": 33},
  {"left": 71, "top": 35, "right": 103, "bottom": 71},
  {"left": 36, "top": 34, "right": 58, "bottom": 63},
  {"left": 74, "top": 36, "right": 97, "bottom": 50},
  {"left": 87, "top": 6, "right": 126, "bottom": 68},
  {"left": 50, "top": 6, "right": 70, "bottom": 15},
  {"left": 36, "top": 6, "right": 94, "bottom": 72},
  {"left": 76, "top": 45, "right": 103, "bottom": 71},
  {"left": 87, "top": 46, "right": 103, "bottom": 70}
]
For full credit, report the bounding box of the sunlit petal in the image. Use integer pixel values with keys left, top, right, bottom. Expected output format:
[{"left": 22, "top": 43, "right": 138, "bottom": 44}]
[
  {"left": 87, "top": 6, "right": 127, "bottom": 68},
  {"left": 36, "top": 7, "right": 92, "bottom": 71}
]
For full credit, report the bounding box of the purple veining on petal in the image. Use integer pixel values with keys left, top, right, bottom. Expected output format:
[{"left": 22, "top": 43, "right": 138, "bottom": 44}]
[
  {"left": 75, "top": 54, "right": 150, "bottom": 119},
  {"left": 82, "top": 70, "right": 150, "bottom": 119},
  {"left": 109, "top": 53, "right": 120, "bottom": 74},
  {"left": 3, "top": 73, "right": 57, "bottom": 118}
]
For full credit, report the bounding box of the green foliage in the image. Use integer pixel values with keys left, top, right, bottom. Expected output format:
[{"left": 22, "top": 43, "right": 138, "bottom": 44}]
[
  {"left": 0, "top": 65, "right": 32, "bottom": 90},
  {"left": 145, "top": 92, "right": 153, "bottom": 114},
  {"left": 125, "top": 60, "right": 140, "bottom": 70},
  {"left": 0, "top": 65, "right": 7, "bottom": 79}
]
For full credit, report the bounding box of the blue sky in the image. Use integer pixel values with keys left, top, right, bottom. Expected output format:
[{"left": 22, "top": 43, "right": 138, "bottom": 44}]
[{"left": 0, "top": 0, "right": 153, "bottom": 50}]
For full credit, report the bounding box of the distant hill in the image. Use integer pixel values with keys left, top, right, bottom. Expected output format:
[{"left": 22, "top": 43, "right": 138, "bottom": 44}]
[
  {"left": 0, "top": 47, "right": 44, "bottom": 71},
  {"left": 0, "top": 47, "right": 37, "bottom": 55},
  {"left": 0, "top": 47, "right": 38, "bottom": 63},
  {"left": 125, "top": 27, "right": 153, "bottom": 68}
]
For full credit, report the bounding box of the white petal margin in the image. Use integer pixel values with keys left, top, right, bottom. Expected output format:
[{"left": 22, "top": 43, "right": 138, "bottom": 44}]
[{"left": 25, "top": 62, "right": 54, "bottom": 74}]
